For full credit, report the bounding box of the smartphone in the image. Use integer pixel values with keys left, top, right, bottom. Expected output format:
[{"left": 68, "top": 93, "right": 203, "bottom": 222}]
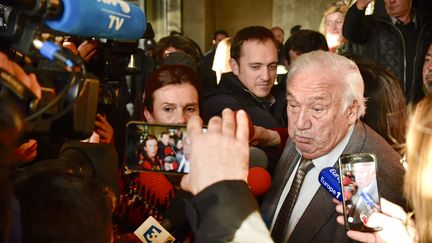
[
  {"left": 338, "top": 153, "right": 382, "bottom": 232},
  {"left": 124, "top": 121, "right": 192, "bottom": 174}
]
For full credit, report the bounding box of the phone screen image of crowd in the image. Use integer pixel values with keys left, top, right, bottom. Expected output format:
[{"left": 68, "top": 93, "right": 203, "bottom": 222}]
[{"left": 124, "top": 122, "right": 193, "bottom": 174}]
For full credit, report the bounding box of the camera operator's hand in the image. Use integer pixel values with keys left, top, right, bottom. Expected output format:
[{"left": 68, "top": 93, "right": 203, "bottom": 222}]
[
  {"left": 181, "top": 109, "right": 249, "bottom": 195},
  {"left": 11, "top": 139, "right": 38, "bottom": 165},
  {"left": 0, "top": 52, "right": 41, "bottom": 99},
  {"left": 94, "top": 113, "right": 114, "bottom": 144},
  {"left": 77, "top": 40, "right": 98, "bottom": 63}
]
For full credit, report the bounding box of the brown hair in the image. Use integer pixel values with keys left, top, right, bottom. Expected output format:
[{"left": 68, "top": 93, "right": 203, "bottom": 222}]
[
  {"left": 230, "top": 26, "right": 278, "bottom": 63},
  {"left": 358, "top": 62, "right": 407, "bottom": 153}
]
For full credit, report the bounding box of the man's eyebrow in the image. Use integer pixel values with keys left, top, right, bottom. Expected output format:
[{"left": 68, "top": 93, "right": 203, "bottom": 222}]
[
  {"left": 184, "top": 102, "right": 198, "bottom": 106},
  {"left": 286, "top": 93, "right": 328, "bottom": 102},
  {"left": 248, "top": 62, "right": 263, "bottom": 65},
  {"left": 160, "top": 102, "right": 175, "bottom": 106}
]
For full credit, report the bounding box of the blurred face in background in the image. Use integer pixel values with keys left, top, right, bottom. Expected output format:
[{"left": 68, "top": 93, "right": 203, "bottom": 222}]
[
  {"left": 384, "top": 0, "right": 411, "bottom": 18},
  {"left": 325, "top": 11, "right": 345, "bottom": 48},
  {"left": 213, "top": 33, "right": 228, "bottom": 47},
  {"left": 144, "top": 83, "right": 199, "bottom": 124},
  {"left": 144, "top": 139, "right": 158, "bottom": 159},
  {"left": 423, "top": 44, "right": 432, "bottom": 91},
  {"left": 271, "top": 28, "right": 284, "bottom": 44}
]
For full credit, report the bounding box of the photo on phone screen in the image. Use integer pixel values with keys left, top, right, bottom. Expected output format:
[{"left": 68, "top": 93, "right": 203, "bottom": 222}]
[
  {"left": 124, "top": 122, "right": 190, "bottom": 174},
  {"left": 338, "top": 153, "right": 382, "bottom": 232}
]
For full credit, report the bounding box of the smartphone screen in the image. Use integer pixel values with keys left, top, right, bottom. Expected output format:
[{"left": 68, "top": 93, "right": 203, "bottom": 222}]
[
  {"left": 124, "top": 121, "right": 191, "bottom": 174},
  {"left": 338, "top": 153, "right": 382, "bottom": 232}
]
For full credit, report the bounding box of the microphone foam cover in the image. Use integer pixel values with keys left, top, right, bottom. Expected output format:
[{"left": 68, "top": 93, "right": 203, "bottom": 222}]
[{"left": 248, "top": 167, "right": 272, "bottom": 197}]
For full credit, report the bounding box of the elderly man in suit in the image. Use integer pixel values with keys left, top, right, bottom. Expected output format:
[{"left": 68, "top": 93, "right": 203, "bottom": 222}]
[{"left": 261, "top": 51, "right": 406, "bottom": 243}]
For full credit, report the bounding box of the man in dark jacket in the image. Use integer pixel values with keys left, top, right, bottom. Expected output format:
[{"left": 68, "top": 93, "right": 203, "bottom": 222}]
[
  {"left": 342, "top": 0, "right": 432, "bottom": 103},
  {"left": 205, "top": 26, "right": 287, "bottom": 128}
]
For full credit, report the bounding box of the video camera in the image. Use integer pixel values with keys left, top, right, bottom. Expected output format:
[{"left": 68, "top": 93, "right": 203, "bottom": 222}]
[
  {"left": 0, "top": 3, "right": 97, "bottom": 139},
  {"left": 0, "top": 0, "right": 148, "bottom": 197},
  {"left": 0, "top": 0, "right": 148, "bottom": 138}
]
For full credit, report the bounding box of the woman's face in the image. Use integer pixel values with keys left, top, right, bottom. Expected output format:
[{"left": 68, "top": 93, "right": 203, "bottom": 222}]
[
  {"left": 144, "top": 83, "right": 199, "bottom": 124},
  {"left": 325, "top": 12, "right": 344, "bottom": 36}
]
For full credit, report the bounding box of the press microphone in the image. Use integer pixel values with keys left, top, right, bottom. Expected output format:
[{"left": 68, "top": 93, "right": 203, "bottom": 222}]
[
  {"left": 249, "top": 146, "right": 268, "bottom": 168},
  {"left": 4, "top": 0, "right": 147, "bottom": 40},
  {"left": 248, "top": 167, "right": 272, "bottom": 197},
  {"left": 318, "top": 167, "right": 342, "bottom": 201},
  {"left": 135, "top": 216, "right": 175, "bottom": 242}
]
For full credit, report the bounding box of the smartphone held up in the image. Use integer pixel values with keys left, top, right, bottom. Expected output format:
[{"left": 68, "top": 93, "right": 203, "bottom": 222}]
[
  {"left": 124, "top": 122, "right": 191, "bottom": 174},
  {"left": 338, "top": 153, "right": 382, "bottom": 232}
]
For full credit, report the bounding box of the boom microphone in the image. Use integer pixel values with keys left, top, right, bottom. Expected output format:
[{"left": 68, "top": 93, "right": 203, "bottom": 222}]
[
  {"left": 4, "top": 0, "right": 147, "bottom": 40},
  {"left": 318, "top": 167, "right": 342, "bottom": 201}
]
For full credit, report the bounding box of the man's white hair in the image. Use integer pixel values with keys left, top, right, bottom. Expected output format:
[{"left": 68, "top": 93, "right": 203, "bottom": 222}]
[{"left": 287, "top": 50, "right": 366, "bottom": 118}]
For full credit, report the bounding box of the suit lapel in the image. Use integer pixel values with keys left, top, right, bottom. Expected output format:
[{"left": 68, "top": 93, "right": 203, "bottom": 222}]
[
  {"left": 261, "top": 140, "right": 300, "bottom": 224},
  {"left": 288, "top": 122, "right": 367, "bottom": 242}
]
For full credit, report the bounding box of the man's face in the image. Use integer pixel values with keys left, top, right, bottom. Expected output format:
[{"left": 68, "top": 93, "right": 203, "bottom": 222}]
[
  {"left": 287, "top": 69, "right": 357, "bottom": 159},
  {"left": 423, "top": 44, "right": 432, "bottom": 90},
  {"left": 161, "top": 134, "right": 169, "bottom": 145},
  {"left": 214, "top": 33, "right": 228, "bottom": 47},
  {"left": 230, "top": 39, "right": 278, "bottom": 98},
  {"left": 272, "top": 29, "right": 284, "bottom": 44},
  {"left": 384, "top": 0, "right": 411, "bottom": 18},
  {"left": 144, "top": 139, "right": 158, "bottom": 159},
  {"left": 353, "top": 163, "right": 376, "bottom": 188}
]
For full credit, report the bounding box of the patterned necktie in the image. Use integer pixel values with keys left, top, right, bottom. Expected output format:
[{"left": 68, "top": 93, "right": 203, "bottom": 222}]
[{"left": 272, "top": 158, "right": 315, "bottom": 243}]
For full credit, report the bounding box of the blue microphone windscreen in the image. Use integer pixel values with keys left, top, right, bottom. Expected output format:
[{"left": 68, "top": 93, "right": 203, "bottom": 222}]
[
  {"left": 318, "top": 167, "right": 342, "bottom": 201},
  {"left": 46, "top": 0, "right": 146, "bottom": 40}
]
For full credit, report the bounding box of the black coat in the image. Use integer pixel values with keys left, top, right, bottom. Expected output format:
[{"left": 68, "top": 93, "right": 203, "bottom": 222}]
[
  {"left": 204, "top": 72, "right": 287, "bottom": 129},
  {"left": 343, "top": 4, "right": 432, "bottom": 103}
]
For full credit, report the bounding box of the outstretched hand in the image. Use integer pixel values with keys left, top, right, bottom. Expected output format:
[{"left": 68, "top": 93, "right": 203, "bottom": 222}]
[{"left": 181, "top": 109, "right": 250, "bottom": 195}]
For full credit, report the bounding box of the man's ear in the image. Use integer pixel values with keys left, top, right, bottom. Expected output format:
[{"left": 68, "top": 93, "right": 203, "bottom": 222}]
[
  {"left": 212, "top": 39, "right": 216, "bottom": 46},
  {"left": 347, "top": 100, "right": 359, "bottom": 125},
  {"left": 229, "top": 58, "right": 239, "bottom": 75},
  {"left": 143, "top": 108, "right": 154, "bottom": 122}
]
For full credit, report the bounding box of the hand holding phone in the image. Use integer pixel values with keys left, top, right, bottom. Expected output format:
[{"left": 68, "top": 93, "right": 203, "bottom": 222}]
[{"left": 338, "top": 153, "right": 382, "bottom": 232}]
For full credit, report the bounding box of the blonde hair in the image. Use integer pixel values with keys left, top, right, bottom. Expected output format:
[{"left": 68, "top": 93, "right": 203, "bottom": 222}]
[
  {"left": 405, "top": 94, "right": 432, "bottom": 243},
  {"left": 319, "top": 1, "right": 349, "bottom": 35},
  {"left": 212, "top": 37, "right": 232, "bottom": 84}
]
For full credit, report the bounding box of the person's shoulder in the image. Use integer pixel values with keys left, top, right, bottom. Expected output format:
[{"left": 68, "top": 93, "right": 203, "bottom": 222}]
[
  {"left": 361, "top": 123, "right": 400, "bottom": 155},
  {"left": 204, "top": 90, "right": 243, "bottom": 118}
]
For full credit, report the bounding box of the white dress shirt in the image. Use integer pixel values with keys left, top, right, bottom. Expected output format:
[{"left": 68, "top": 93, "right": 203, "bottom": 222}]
[{"left": 270, "top": 125, "right": 355, "bottom": 238}]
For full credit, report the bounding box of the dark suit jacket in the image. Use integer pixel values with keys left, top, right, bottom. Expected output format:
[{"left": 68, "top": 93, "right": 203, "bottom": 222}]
[{"left": 261, "top": 121, "right": 406, "bottom": 243}]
